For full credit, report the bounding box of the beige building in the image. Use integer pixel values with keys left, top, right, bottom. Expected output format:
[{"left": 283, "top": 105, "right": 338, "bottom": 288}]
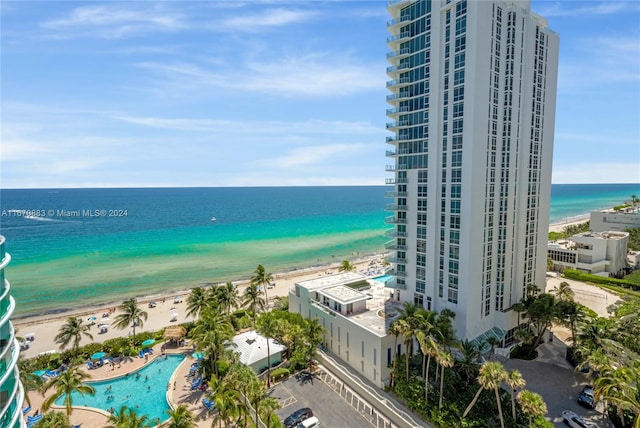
[
  {"left": 289, "top": 272, "right": 401, "bottom": 389},
  {"left": 548, "top": 231, "right": 629, "bottom": 275},
  {"left": 590, "top": 208, "right": 640, "bottom": 232}
]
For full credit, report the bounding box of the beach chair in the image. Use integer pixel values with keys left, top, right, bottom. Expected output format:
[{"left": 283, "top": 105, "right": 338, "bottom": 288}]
[
  {"left": 22, "top": 406, "right": 31, "bottom": 414},
  {"left": 190, "top": 377, "right": 202, "bottom": 390},
  {"left": 138, "top": 350, "right": 144, "bottom": 359},
  {"left": 86, "top": 361, "right": 95, "bottom": 370},
  {"left": 202, "top": 397, "right": 215, "bottom": 411},
  {"left": 27, "top": 415, "right": 43, "bottom": 424}
]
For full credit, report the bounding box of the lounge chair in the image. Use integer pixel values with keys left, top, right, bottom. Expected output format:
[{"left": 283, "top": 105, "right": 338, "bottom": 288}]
[
  {"left": 190, "top": 378, "right": 202, "bottom": 390},
  {"left": 86, "top": 362, "right": 95, "bottom": 370},
  {"left": 138, "top": 350, "right": 144, "bottom": 359},
  {"left": 27, "top": 415, "right": 43, "bottom": 424},
  {"left": 22, "top": 406, "right": 31, "bottom": 414},
  {"left": 202, "top": 397, "right": 214, "bottom": 411}
]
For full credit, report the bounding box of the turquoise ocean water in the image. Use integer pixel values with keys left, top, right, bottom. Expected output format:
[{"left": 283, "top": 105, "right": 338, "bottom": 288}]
[{"left": 1, "top": 184, "right": 638, "bottom": 317}]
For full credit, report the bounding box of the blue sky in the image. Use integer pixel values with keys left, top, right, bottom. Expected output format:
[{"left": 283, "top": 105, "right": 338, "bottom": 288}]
[{"left": 1, "top": 1, "right": 639, "bottom": 188}]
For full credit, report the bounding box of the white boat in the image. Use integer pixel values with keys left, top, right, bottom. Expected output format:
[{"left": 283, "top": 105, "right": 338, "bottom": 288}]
[{"left": 211, "top": 217, "right": 217, "bottom": 222}]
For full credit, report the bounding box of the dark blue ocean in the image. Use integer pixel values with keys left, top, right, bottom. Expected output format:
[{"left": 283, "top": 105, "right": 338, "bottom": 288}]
[{"left": 1, "top": 184, "right": 638, "bottom": 316}]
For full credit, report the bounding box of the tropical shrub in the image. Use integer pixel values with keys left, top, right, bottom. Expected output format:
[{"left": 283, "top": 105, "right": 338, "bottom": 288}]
[{"left": 270, "top": 368, "right": 289, "bottom": 381}]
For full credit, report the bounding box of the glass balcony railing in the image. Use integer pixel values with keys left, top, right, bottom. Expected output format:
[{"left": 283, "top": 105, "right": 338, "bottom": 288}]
[
  {"left": 386, "top": 31, "right": 411, "bottom": 44},
  {"left": 386, "top": 14, "right": 411, "bottom": 27},
  {"left": 386, "top": 48, "right": 411, "bottom": 59},
  {"left": 386, "top": 106, "right": 410, "bottom": 116},
  {"left": 386, "top": 63, "right": 410, "bottom": 74}
]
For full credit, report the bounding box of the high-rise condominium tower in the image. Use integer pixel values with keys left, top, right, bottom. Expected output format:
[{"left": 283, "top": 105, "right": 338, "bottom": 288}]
[
  {"left": 385, "top": 0, "right": 559, "bottom": 343},
  {"left": 0, "top": 236, "right": 26, "bottom": 428}
]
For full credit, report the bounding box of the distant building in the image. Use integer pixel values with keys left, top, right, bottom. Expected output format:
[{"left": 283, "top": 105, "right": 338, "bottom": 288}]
[
  {"left": 548, "top": 231, "right": 629, "bottom": 275},
  {"left": 385, "top": 0, "right": 559, "bottom": 345},
  {"left": 230, "top": 331, "right": 286, "bottom": 374},
  {"left": 590, "top": 208, "right": 640, "bottom": 232},
  {"left": 0, "top": 236, "right": 26, "bottom": 428},
  {"left": 289, "top": 272, "right": 399, "bottom": 388}
]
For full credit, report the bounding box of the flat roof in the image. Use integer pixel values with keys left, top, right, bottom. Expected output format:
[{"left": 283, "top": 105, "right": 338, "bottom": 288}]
[
  {"left": 297, "top": 271, "right": 365, "bottom": 290},
  {"left": 319, "top": 285, "right": 367, "bottom": 304}
]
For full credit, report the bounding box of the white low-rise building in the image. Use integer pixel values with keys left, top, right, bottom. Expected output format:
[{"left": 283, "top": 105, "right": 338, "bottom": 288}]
[
  {"left": 289, "top": 272, "right": 401, "bottom": 389},
  {"left": 590, "top": 208, "right": 640, "bottom": 232},
  {"left": 230, "top": 331, "right": 286, "bottom": 374},
  {"left": 548, "top": 231, "right": 629, "bottom": 275}
]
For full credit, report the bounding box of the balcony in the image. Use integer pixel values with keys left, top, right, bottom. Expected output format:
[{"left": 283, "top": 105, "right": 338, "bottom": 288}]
[
  {"left": 386, "top": 14, "right": 412, "bottom": 28},
  {"left": 386, "top": 77, "right": 411, "bottom": 89},
  {"left": 386, "top": 106, "right": 410, "bottom": 117},
  {"left": 385, "top": 203, "right": 407, "bottom": 211},
  {"left": 385, "top": 241, "right": 407, "bottom": 251},
  {"left": 387, "top": 31, "right": 412, "bottom": 47},
  {"left": 384, "top": 191, "right": 408, "bottom": 198},
  {"left": 387, "top": 269, "right": 408, "bottom": 278},
  {"left": 385, "top": 278, "right": 407, "bottom": 290},
  {"left": 386, "top": 47, "right": 411, "bottom": 60},
  {"left": 385, "top": 229, "right": 407, "bottom": 238},
  {"left": 386, "top": 63, "right": 411, "bottom": 76},
  {"left": 385, "top": 120, "right": 411, "bottom": 130},
  {"left": 385, "top": 216, "right": 407, "bottom": 224},
  {"left": 385, "top": 256, "right": 407, "bottom": 264}
]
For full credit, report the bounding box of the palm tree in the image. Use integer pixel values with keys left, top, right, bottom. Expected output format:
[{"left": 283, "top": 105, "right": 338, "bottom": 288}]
[
  {"left": 186, "top": 287, "right": 213, "bottom": 319},
  {"left": 394, "top": 319, "right": 413, "bottom": 380},
  {"left": 55, "top": 316, "right": 93, "bottom": 353},
  {"left": 416, "top": 331, "right": 438, "bottom": 403},
  {"left": 243, "top": 283, "right": 266, "bottom": 327},
  {"left": 513, "top": 302, "right": 526, "bottom": 328},
  {"left": 251, "top": 264, "right": 274, "bottom": 309},
  {"left": 463, "top": 361, "right": 509, "bottom": 428},
  {"left": 259, "top": 396, "right": 281, "bottom": 428},
  {"left": 552, "top": 281, "right": 575, "bottom": 302},
  {"left": 387, "top": 320, "right": 404, "bottom": 387},
  {"left": 437, "top": 349, "right": 454, "bottom": 409},
  {"left": 338, "top": 260, "right": 356, "bottom": 272},
  {"left": 527, "top": 293, "right": 559, "bottom": 352},
  {"left": 41, "top": 366, "right": 95, "bottom": 416},
  {"left": 106, "top": 405, "right": 160, "bottom": 428},
  {"left": 211, "top": 377, "right": 241, "bottom": 428},
  {"left": 256, "top": 312, "right": 280, "bottom": 388},
  {"left": 594, "top": 365, "right": 640, "bottom": 427},
  {"left": 217, "top": 281, "right": 240, "bottom": 315},
  {"left": 631, "top": 194, "right": 639, "bottom": 209},
  {"left": 486, "top": 336, "right": 502, "bottom": 361},
  {"left": 18, "top": 359, "right": 44, "bottom": 407},
  {"left": 166, "top": 404, "right": 197, "bottom": 428},
  {"left": 113, "top": 298, "right": 148, "bottom": 345},
  {"left": 517, "top": 390, "right": 548, "bottom": 427},
  {"left": 506, "top": 369, "right": 526, "bottom": 421},
  {"left": 455, "top": 339, "right": 482, "bottom": 384},
  {"left": 34, "top": 411, "right": 69, "bottom": 428},
  {"left": 225, "top": 363, "right": 258, "bottom": 427},
  {"left": 514, "top": 328, "right": 534, "bottom": 346},
  {"left": 190, "top": 306, "right": 234, "bottom": 377}
]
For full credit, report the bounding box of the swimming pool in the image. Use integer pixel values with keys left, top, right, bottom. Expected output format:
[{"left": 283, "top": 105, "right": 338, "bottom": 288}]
[
  {"left": 373, "top": 274, "right": 393, "bottom": 284},
  {"left": 55, "top": 354, "right": 185, "bottom": 425}
]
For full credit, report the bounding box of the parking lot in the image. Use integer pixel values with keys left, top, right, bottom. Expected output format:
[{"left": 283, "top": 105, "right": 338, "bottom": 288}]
[
  {"left": 273, "top": 371, "right": 373, "bottom": 428},
  {"left": 503, "top": 359, "right": 614, "bottom": 428}
]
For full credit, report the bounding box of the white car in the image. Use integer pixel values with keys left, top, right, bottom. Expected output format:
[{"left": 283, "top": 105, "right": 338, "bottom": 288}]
[{"left": 561, "top": 410, "right": 596, "bottom": 428}]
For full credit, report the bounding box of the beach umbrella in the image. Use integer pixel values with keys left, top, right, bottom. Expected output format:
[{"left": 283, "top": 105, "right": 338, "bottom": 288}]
[
  {"left": 87, "top": 316, "right": 97, "bottom": 321},
  {"left": 90, "top": 351, "right": 106, "bottom": 360},
  {"left": 141, "top": 338, "right": 155, "bottom": 347},
  {"left": 32, "top": 370, "right": 46, "bottom": 377}
]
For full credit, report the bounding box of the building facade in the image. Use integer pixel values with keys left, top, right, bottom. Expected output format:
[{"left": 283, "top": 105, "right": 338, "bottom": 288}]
[
  {"left": 0, "top": 236, "right": 26, "bottom": 428},
  {"left": 289, "top": 272, "right": 398, "bottom": 388},
  {"left": 590, "top": 208, "right": 640, "bottom": 233},
  {"left": 548, "top": 231, "right": 629, "bottom": 275},
  {"left": 385, "top": 0, "right": 559, "bottom": 343}
]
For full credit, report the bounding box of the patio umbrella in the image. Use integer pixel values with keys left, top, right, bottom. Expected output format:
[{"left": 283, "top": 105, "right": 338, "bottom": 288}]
[
  {"left": 32, "top": 370, "right": 46, "bottom": 377},
  {"left": 141, "top": 339, "right": 155, "bottom": 347},
  {"left": 90, "top": 351, "right": 106, "bottom": 360}
]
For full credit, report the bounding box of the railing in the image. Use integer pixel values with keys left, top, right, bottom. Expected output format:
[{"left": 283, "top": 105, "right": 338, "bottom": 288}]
[
  {"left": 386, "top": 48, "right": 411, "bottom": 59},
  {"left": 386, "top": 77, "right": 411, "bottom": 88},
  {"left": 384, "top": 242, "right": 407, "bottom": 251},
  {"left": 386, "top": 64, "right": 411, "bottom": 74},
  {"left": 386, "top": 31, "right": 411, "bottom": 43},
  {"left": 386, "top": 15, "right": 412, "bottom": 27},
  {"left": 384, "top": 216, "right": 406, "bottom": 224}
]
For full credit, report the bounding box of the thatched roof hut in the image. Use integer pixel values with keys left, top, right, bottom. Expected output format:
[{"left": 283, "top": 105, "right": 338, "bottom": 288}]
[{"left": 163, "top": 325, "right": 187, "bottom": 342}]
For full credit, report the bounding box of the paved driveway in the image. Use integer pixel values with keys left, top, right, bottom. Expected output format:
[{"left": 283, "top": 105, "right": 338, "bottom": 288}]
[
  {"left": 273, "top": 371, "right": 372, "bottom": 428},
  {"left": 503, "top": 359, "right": 613, "bottom": 428}
]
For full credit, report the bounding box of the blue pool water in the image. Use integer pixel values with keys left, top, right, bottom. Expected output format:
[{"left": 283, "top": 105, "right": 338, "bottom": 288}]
[
  {"left": 55, "top": 354, "right": 185, "bottom": 424},
  {"left": 373, "top": 274, "right": 393, "bottom": 283}
]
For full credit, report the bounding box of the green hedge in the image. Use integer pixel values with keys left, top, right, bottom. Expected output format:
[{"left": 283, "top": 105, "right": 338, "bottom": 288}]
[
  {"left": 563, "top": 269, "right": 640, "bottom": 290},
  {"left": 270, "top": 368, "right": 290, "bottom": 381}
]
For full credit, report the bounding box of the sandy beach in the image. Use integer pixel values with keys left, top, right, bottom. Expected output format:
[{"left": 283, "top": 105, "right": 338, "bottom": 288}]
[
  {"left": 15, "top": 256, "right": 387, "bottom": 359},
  {"left": 548, "top": 214, "right": 590, "bottom": 233}
]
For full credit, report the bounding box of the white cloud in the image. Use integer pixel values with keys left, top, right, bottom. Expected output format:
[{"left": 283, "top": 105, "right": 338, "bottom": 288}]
[
  {"left": 261, "top": 143, "right": 367, "bottom": 168},
  {"left": 136, "top": 53, "right": 384, "bottom": 97},
  {"left": 552, "top": 162, "right": 640, "bottom": 184},
  {"left": 41, "top": 5, "right": 185, "bottom": 38},
  {"left": 220, "top": 8, "right": 317, "bottom": 32}
]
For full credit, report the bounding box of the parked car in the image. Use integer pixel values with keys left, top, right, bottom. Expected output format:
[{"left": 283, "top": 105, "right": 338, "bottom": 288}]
[
  {"left": 283, "top": 408, "right": 313, "bottom": 428},
  {"left": 561, "top": 410, "right": 595, "bottom": 428},
  {"left": 297, "top": 416, "right": 320, "bottom": 428},
  {"left": 577, "top": 385, "right": 596, "bottom": 409}
]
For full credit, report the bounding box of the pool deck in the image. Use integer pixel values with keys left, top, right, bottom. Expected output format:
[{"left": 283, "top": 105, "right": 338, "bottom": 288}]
[{"left": 24, "top": 343, "right": 217, "bottom": 428}]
